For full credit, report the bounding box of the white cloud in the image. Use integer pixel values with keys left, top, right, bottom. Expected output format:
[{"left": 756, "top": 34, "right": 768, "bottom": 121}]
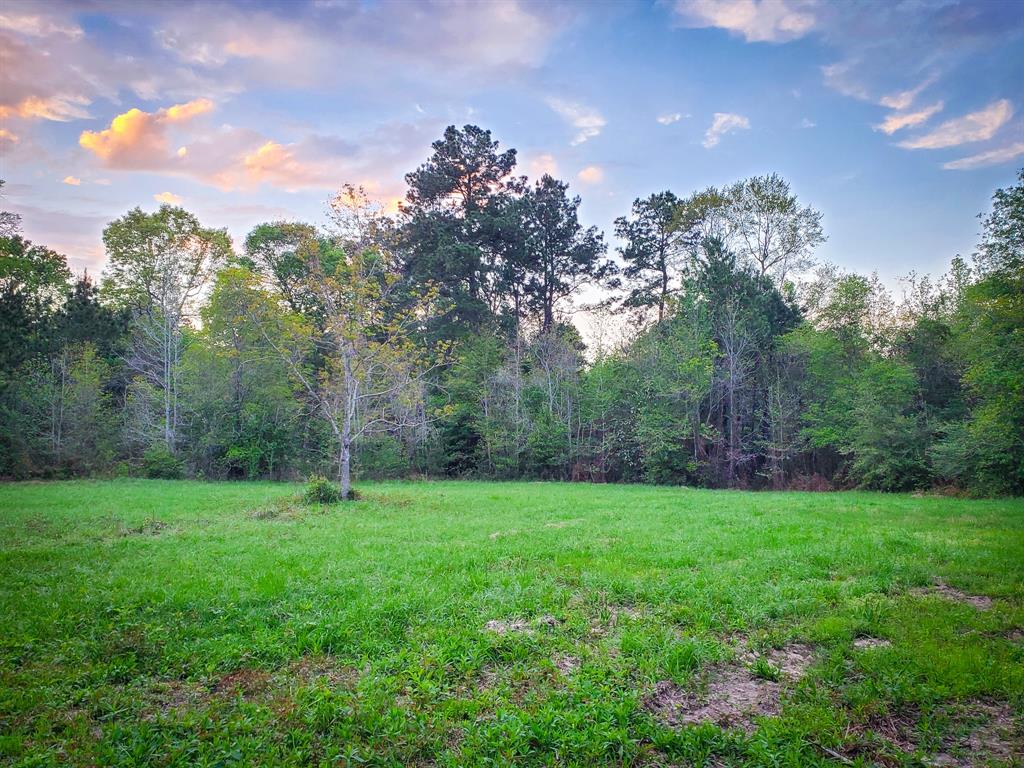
[
  {"left": 878, "top": 77, "right": 936, "bottom": 111},
  {"left": 801, "top": 117, "right": 816, "bottom": 128},
  {"left": 703, "top": 112, "right": 750, "bottom": 148},
  {"left": 943, "top": 141, "right": 1024, "bottom": 171},
  {"left": 153, "top": 191, "right": 182, "bottom": 204},
  {"left": 62, "top": 176, "right": 81, "bottom": 186},
  {"left": 657, "top": 112, "right": 683, "bottom": 125},
  {"left": 672, "top": 0, "right": 817, "bottom": 43},
  {"left": 577, "top": 165, "right": 604, "bottom": 184},
  {"left": 874, "top": 101, "right": 943, "bottom": 135},
  {"left": 899, "top": 100, "right": 1012, "bottom": 150},
  {"left": 547, "top": 98, "right": 606, "bottom": 145}
]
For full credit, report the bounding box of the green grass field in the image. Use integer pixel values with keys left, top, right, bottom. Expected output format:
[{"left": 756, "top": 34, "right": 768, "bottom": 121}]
[{"left": 1, "top": 480, "right": 1022, "bottom": 767}]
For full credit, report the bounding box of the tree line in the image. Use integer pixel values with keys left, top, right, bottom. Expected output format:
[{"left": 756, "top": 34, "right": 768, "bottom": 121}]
[{"left": 1, "top": 126, "right": 1021, "bottom": 496}]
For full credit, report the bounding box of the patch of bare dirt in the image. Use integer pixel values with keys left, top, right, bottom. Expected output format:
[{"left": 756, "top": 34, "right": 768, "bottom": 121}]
[
  {"left": 151, "top": 679, "right": 205, "bottom": 710},
  {"left": 735, "top": 641, "right": 816, "bottom": 679},
  {"left": 1003, "top": 628, "right": 1024, "bottom": 643},
  {"left": 853, "top": 701, "right": 1020, "bottom": 767},
  {"left": 765, "top": 643, "right": 815, "bottom": 677},
  {"left": 646, "top": 642, "right": 815, "bottom": 732},
  {"left": 484, "top": 618, "right": 533, "bottom": 635},
  {"left": 645, "top": 669, "right": 781, "bottom": 732},
  {"left": 120, "top": 519, "right": 169, "bottom": 536},
  {"left": 212, "top": 668, "right": 271, "bottom": 698},
  {"left": 553, "top": 654, "right": 580, "bottom": 675},
  {"left": 853, "top": 636, "right": 892, "bottom": 650},
  {"left": 484, "top": 615, "right": 562, "bottom": 635},
  {"left": 913, "top": 581, "right": 993, "bottom": 610}
]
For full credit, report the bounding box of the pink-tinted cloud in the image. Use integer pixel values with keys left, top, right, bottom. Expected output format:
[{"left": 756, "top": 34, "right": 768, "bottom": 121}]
[
  {"left": 78, "top": 99, "right": 214, "bottom": 169},
  {"left": 672, "top": 0, "right": 817, "bottom": 44},
  {"left": 899, "top": 100, "right": 1012, "bottom": 150}
]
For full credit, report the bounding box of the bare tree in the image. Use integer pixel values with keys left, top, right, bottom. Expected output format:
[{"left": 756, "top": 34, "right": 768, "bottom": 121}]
[{"left": 253, "top": 242, "right": 443, "bottom": 499}]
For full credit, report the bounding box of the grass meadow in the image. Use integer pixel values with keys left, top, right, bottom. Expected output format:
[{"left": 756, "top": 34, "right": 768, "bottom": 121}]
[{"left": 1, "top": 480, "right": 1022, "bottom": 766}]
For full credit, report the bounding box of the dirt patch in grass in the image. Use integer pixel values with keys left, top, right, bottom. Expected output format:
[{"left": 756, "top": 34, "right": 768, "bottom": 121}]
[
  {"left": 484, "top": 615, "right": 562, "bottom": 635},
  {"left": 913, "top": 581, "right": 993, "bottom": 609},
  {"left": 734, "top": 640, "right": 816, "bottom": 679},
  {"left": 120, "top": 519, "right": 169, "bottom": 536},
  {"left": 285, "top": 655, "right": 359, "bottom": 688},
  {"left": 764, "top": 643, "right": 815, "bottom": 677},
  {"left": 646, "top": 642, "right": 813, "bottom": 732},
  {"left": 142, "top": 679, "right": 208, "bottom": 718},
  {"left": 851, "top": 701, "right": 1020, "bottom": 767},
  {"left": 552, "top": 654, "right": 581, "bottom": 675},
  {"left": 213, "top": 668, "right": 272, "bottom": 698},
  {"left": 853, "top": 636, "right": 892, "bottom": 650},
  {"left": 645, "top": 669, "right": 781, "bottom": 732}
]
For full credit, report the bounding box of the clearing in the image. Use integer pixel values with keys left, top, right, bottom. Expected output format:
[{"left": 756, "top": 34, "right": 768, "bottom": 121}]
[{"left": 1, "top": 480, "right": 1022, "bottom": 766}]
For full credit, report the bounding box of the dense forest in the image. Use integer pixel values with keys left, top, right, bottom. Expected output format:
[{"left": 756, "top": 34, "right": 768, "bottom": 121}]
[{"left": 1, "top": 126, "right": 1021, "bottom": 497}]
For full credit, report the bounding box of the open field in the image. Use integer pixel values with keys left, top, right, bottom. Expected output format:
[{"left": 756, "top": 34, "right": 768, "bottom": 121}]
[{"left": 1, "top": 480, "right": 1022, "bottom": 767}]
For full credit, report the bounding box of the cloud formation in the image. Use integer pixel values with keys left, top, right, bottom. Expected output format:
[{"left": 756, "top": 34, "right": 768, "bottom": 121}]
[
  {"left": 153, "top": 192, "right": 182, "bottom": 204},
  {"left": 547, "top": 98, "right": 606, "bottom": 145},
  {"left": 874, "top": 101, "right": 943, "bottom": 135},
  {"left": 943, "top": 141, "right": 1024, "bottom": 171},
  {"left": 577, "top": 165, "right": 604, "bottom": 184},
  {"left": 899, "top": 100, "right": 1012, "bottom": 150},
  {"left": 79, "top": 99, "right": 214, "bottom": 169},
  {"left": 657, "top": 112, "right": 683, "bottom": 125},
  {"left": 672, "top": 0, "right": 817, "bottom": 43},
  {"left": 703, "top": 112, "right": 750, "bottom": 148},
  {"left": 62, "top": 176, "right": 81, "bottom": 186},
  {"left": 528, "top": 153, "right": 559, "bottom": 178}
]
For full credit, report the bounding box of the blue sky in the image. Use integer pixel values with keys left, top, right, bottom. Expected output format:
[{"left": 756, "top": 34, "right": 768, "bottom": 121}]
[{"left": 2, "top": 0, "right": 1022, "bottom": 289}]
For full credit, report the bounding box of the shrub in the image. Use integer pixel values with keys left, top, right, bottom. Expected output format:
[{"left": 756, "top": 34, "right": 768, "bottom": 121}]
[
  {"left": 141, "top": 445, "right": 185, "bottom": 479},
  {"left": 303, "top": 474, "right": 341, "bottom": 505}
]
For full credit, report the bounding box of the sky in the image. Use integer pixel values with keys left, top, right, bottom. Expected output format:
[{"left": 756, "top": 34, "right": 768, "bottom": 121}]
[{"left": 2, "top": 0, "right": 1023, "bottom": 292}]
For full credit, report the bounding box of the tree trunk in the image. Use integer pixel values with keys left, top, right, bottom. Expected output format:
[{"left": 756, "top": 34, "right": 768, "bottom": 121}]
[{"left": 339, "top": 434, "right": 352, "bottom": 500}]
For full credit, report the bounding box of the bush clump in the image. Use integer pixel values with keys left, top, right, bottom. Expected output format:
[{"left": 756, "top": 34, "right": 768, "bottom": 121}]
[
  {"left": 303, "top": 474, "right": 341, "bottom": 505},
  {"left": 141, "top": 445, "right": 185, "bottom": 479}
]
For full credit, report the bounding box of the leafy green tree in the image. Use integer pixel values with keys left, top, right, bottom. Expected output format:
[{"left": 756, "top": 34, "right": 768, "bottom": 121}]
[
  {"left": 614, "top": 191, "right": 684, "bottom": 321},
  {"left": 0, "top": 235, "right": 71, "bottom": 371},
  {"left": 520, "top": 175, "right": 613, "bottom": 332},
  {"left": 847, "top": 357, "right": 929, "bottom": 491},
  {"left": 180, "top": 267, "right": 303, "bottom": 479},
  {"left": 102, "top": 205, "right": 231, "bottom": 453},
  {"left": 401, "top": 125, "right": 518, "bottom": 336}
]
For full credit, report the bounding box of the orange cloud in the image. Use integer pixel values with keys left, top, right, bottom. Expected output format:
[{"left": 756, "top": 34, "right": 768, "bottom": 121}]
[
  {"left": 79, "top": 98, "right": 214, "bottom": 169},
  {"left": 62, "top": 176, "right": 81, "bottom": 185},
  {"left": 153, "top": 191, "right": 182, "bottom": 204},
  {"left": 239, "top": 140, "right": 331, "bottom": 190},
  {"left": 164, "top": 98, "right": 213, "bottom": 122},
  {"left": 577, "top": 165, "right": 604, "bottom": 184},
  {"left": 0, "top": 128, "right": 18, "bottom": 145},
  {"left": 0, "top": 94, "right": 89, "bottom": 121}
]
